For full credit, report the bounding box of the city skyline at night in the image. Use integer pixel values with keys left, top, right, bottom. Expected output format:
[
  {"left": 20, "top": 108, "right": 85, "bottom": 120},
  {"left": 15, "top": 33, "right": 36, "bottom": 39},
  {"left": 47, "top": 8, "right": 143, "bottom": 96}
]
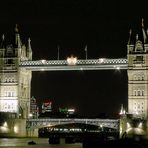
[{"left": 0, "top": 0, "right": 148, "bottom": 118}]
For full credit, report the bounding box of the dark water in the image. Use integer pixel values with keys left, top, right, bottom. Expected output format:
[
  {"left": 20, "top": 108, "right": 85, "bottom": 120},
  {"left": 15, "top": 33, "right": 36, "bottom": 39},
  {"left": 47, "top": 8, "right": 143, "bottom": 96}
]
[{"left": 0, "top": 138, "right": 82, "bottom": 148}]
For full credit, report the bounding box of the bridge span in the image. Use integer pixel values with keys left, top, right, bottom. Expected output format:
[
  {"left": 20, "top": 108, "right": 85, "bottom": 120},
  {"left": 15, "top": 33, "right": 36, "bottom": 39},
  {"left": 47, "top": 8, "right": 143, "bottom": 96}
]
[
  {"left": 26, "top": 118, "right": 119, "bottom": 130},
  {"left": 20, "top": 58, "right": 128, "bottom": 71}
]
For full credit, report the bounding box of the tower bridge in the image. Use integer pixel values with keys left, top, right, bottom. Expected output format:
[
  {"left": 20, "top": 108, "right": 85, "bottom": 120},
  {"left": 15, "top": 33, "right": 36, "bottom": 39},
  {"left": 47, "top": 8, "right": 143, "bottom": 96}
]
[{"left": 0, "top": 21, "right": 148, "bottom": 137}]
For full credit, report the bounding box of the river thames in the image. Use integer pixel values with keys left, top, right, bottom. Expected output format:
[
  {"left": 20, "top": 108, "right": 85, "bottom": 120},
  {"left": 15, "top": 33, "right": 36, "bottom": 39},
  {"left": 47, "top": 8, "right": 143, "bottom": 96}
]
[{"left": 0, "top": 138, "right": 82, "bottom": 148}]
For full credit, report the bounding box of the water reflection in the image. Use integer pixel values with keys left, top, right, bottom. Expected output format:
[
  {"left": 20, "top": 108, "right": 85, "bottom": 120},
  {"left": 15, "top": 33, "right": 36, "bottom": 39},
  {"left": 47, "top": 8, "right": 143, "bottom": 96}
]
[{"left": 0, "top": 138, "right": 82, "bottom": 148}]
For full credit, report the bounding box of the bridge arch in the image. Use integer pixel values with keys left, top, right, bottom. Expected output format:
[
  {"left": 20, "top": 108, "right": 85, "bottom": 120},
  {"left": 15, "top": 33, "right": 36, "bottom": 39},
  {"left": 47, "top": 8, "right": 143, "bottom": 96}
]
[{"left": 26, "top": 118, "right": 119, "bottom": 137}]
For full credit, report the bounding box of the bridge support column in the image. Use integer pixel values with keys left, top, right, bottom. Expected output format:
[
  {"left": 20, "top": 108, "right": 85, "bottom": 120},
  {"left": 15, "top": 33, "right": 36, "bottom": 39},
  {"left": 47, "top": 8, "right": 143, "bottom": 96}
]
[
  {"left": 27, "top": 129, "right": 38, "bottom": 137},
  {"left": 120, "top": 114, "right": 147, "bottom": 139},
  {"left": 119, "top": 115, "right": 128, "bottom": 139},
  {"left": 0, "top": 119, "right": 27, "bottom": 137}
]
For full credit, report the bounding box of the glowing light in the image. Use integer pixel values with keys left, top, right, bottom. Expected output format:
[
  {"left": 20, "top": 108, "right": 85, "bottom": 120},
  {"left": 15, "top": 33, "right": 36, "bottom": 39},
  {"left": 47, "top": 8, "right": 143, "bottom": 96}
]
[
  {"left": 41, "top": 59, "right": 46, "bottom": 64},
  {"left": 67, "top": 108, "right": 75, "bottom": 114},
  {"left": 29, "top": 113, "right": 33, "bottom": 118},
  {"left": 135, "top": 111, "right": 139, "bottom": 115},
  {"left": 119, "top": 104, "right": 126, "bottom": 115},
  {"left": 100, "top": 124, "right": 103, "bottom": 128},
  {"left": 47, "top": 124, "right": 52, "bottom": 127},
  {"left": 0, "top": 126, "right": 8, "bottom": 132},
  {"left": 3, "top": 122, "right": 7, "bottom": 127},
  {"left": 68, "top": 109, "right": 75, "bottom": 112},
  {"left": 0, "top": 122, "right": 9, "bottom": 132},
  {"left": 138, "top": 122, "right": 143, "bottom": 128},
  {"left": 99, "top": 58, "right": 105, "bottom": 63},
  {"left": 127, "top": 122, "right": 131, "bottom": 129},
  {"left": 116, "top": 67, "right": 120, "bottom": 70},
  {"left": 67, "top": 56, "right": 77, "bottom": 65},
  {"left": 14, "top": 125, "right": 18, "bottom": 133}
]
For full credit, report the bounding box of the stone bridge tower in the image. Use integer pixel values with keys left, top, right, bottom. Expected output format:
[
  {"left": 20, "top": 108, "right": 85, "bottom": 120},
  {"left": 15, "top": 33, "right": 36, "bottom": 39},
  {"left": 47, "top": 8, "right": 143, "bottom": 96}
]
[
  {"left": 0, "top": 25, "right": 32, "bottom": 137},
  {"left": 127, "top": 19, "right": 148, "bottom": 119}
]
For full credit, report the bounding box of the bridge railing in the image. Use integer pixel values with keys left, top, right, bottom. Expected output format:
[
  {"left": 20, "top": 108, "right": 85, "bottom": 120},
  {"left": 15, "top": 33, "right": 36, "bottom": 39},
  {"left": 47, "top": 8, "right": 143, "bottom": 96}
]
[{"left": 20, "top": 58, "right": 128, "bottom": 66}]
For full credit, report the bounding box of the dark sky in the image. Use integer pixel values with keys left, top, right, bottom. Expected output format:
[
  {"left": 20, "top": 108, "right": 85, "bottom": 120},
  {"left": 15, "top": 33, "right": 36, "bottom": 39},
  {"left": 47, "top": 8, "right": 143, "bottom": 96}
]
[{"left": 0, "top": 0, "right": 148, "bottom": 118}]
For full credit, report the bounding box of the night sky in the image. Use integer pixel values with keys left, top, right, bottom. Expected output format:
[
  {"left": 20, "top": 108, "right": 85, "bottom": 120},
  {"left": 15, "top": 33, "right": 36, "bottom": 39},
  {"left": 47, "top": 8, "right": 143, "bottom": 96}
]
[{"left": 0, "top": 0, "right": 148, "bottom": 118}]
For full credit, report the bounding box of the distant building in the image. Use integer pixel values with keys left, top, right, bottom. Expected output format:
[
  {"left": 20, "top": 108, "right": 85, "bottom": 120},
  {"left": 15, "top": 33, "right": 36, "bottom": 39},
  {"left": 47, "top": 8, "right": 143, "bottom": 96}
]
[
  {"left": 59, "top": 107, "right": 75, "bottom": 117},
  {"left": 42, "top": 100, "right": 52, "bottom": 113},
  {"left": 30, "top": 96, "right": 39, "bottom": 118}
]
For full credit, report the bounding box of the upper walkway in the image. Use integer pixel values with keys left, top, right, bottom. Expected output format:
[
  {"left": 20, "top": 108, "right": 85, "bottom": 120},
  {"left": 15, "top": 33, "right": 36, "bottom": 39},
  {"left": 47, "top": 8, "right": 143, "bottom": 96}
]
[{"left": 20, "top": 58, "right": 128, "bottom": 71}]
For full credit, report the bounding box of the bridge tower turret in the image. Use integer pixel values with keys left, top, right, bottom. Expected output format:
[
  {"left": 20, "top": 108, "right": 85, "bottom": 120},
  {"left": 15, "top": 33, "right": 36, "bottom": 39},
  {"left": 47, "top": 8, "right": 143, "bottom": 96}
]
[
  {"left": 127, "top": 19, "right": 148, "bottom": 119},
  {"left": 0, "top": 25, "right": 32, "bottom": 137}
]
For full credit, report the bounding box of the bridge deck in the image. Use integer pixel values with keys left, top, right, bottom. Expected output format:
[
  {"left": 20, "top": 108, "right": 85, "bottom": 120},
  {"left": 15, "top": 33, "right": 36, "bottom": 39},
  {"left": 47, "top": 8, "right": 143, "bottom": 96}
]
[{"left": 26, "top": 118, "right": 119, "bottom": 130}]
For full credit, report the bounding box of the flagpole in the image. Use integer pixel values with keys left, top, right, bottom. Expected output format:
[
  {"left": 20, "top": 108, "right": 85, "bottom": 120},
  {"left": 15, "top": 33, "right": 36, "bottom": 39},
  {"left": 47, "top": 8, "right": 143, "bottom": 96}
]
[{"left": 85, "top": 45, "right": 87, "bottom": 60}]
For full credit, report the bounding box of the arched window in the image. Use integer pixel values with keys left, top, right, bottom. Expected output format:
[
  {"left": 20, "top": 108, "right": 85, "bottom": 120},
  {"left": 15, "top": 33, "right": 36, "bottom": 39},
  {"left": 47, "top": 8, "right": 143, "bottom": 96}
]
[
  {"left": 142, "top": 90, "right": 144, "bottom": 96},
  {"left": 138, "top": 90, "right": 141, "bottom": 96},
  {"left": 134, "top": 90, "right": 136, "bottom": 96}
]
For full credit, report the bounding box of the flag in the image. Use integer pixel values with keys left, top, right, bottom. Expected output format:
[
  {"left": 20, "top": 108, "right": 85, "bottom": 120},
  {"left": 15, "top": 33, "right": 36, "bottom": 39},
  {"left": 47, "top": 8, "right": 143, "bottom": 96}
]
[{"left": 84, "top": 45, "right": 88, "bottom": 59}]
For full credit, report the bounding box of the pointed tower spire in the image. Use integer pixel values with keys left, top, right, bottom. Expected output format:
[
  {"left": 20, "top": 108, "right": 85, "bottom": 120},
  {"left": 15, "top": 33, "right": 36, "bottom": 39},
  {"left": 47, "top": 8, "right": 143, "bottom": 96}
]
[
  {"left": 27, "top": 37, "right": 32, "bottom": 60},
  {"left": 141, "top": 18, "right": 147, "bottom": 43},
  {"left": 28, "top": 38, "right": 31, "bottom": 50},
  {"left": 119, "top": 104, "right": 126, "bottom": 115},
  {"left": 15, "top": 24, "right": 19, "bottom": 33}
]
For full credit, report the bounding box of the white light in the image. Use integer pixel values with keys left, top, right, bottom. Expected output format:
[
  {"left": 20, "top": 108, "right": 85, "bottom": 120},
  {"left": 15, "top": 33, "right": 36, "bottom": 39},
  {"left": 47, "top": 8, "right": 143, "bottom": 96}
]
[
  {"left": 29, "top": 113, "right": 33, "bottom": 118},
  {"left": 68, "top": 109, "right": 75, "bottom": 112},
  {"left": 67, "top": 56, "right": 77, "bottom": 65},
  {"left": 135, "top": 111, "right": 139, "bottom": 115},
  {"left": 116, "top": 67, "right": 120, "bottom": 70},
  {"left": 138, "top": 122, "right": 143, "bottom": 128},
  {"left": 99, "top": 58, "right": 105, "bottom": 63},
  {"left": 0, "top": 126, "right": 8, "bottom": 132},
  {"left": 41, "top": 59, "right": 46, "bottom": 64},
  {"left": 3, "top": 122, "right": 7, "bottom": 127},
  {"left": 14, "top": 125, "right": 18, "bottom": 133},
  {"left": 100, "top": 124, "right": 103, "bottom": 128},
  {"left": 48, "top": 124, "right": 52, "bottom": 127},
  {"left": 127, "top": 122, "right": 131, "bottom": 129}
]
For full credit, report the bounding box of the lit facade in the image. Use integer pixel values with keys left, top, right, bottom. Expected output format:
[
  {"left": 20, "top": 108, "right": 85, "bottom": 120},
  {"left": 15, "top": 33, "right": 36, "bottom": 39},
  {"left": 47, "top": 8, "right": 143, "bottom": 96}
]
[
  {"left": 127, "top": 20, "right": 148, "bottom": 119},
  {"left": 0, "top": 25, "right": 32, "bottom": 118},
  {"left": 30, "top": 96, "right": 39, "bottom": 118},
  {"left": 42, "top": 100, "right": 52, "bottom": 113}
]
